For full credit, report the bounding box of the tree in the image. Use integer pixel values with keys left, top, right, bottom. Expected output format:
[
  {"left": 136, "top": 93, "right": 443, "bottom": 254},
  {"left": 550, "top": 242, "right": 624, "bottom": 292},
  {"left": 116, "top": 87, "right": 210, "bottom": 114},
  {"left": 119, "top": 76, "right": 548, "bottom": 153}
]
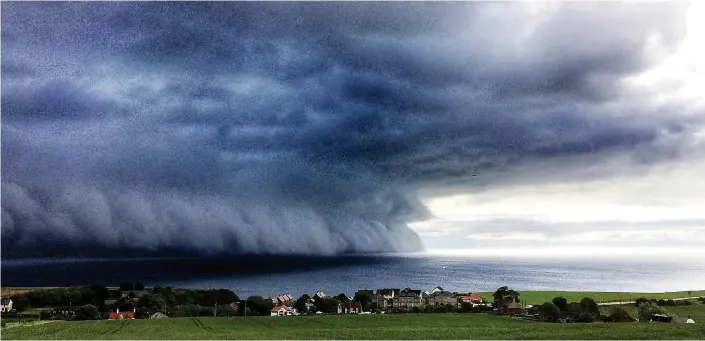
[
  {"left": 637, "top": 302, "right": 670, "bottom": 322},
  {"left": 216, "top": 289, "right": 239, "bottom": 306},
  {"left": 294, "top": 294, "right": 311, "bottom": 313},
  {"left": 117, "top": 301, "right": 136, "bottom": 313},
  {"left": 174, "top": 304, "right": 200, "bottom": 317},
  {"left": 10, "top": 295, "right": 30, "bottom": 311},
  {"left": 552, "top": 297, "right": 568, "bottom": 310},
  {"left": 353, "top": 292, "right": 372, "bottom": 310},
  {"left": 579, "top": 297, "right": 600, "bottom": 317},
  {"left": 314, "top": 296, "right": 340, "bottom": 314},
  {"left": 139, "top": 294, "right": 167, "bottom": 313},
  {"left": 134, "top": 307, "right": 150, "bottom": 319},
  {"left": 492, "top": 286, "right": 520, "bottom": 306},
  {"left": 120, "top": 282, "right": 134, "bottom": 291},
  {"left": 134, "top": 282, "right": 145, "bottom": 291},
  {"left": 244, "top": 296, "right": 274, "bottom": 316},
  {"left": 336, "top": 293, "right": 350, "bottom": 303},
  {"left": 538, "top": 302, "right": 561, "bottom": 322},
  {"left": 75, "top": 304, "right": 100, "bottom": 320}
]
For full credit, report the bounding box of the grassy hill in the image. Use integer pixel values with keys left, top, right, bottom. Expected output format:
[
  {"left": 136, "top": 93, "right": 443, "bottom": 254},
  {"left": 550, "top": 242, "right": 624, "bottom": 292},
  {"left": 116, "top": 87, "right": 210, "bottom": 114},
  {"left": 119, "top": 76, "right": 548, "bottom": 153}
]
[
  {"left": 475, "top": 290, "right": 705, "bottom": 305},
  {"left": 2, "top": 306, "right": 705, "bottom": 340}
]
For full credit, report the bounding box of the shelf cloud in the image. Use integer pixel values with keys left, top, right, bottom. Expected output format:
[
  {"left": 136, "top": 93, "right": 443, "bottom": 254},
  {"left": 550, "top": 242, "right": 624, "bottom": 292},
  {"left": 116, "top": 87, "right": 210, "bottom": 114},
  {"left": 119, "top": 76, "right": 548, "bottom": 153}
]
[{"left": 2, "top": 2, "right": 702, "bottom": 258}]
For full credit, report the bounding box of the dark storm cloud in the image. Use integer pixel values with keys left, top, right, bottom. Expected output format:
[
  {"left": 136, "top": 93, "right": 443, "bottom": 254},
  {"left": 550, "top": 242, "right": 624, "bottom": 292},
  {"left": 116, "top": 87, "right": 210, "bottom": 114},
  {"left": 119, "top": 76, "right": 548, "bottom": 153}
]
[
  {"left": 1, "top": 80, "right": 118, "bottom": 120},
  {"left": 1, "top": 1, "right": 700, "bottom": 258}
]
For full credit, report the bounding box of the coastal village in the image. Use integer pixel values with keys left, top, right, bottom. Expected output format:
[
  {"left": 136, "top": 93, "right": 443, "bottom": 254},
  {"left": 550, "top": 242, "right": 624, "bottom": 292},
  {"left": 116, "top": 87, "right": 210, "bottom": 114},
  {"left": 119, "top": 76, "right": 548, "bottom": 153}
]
[
  {"left": 1, "top": 284, "right": 700, "bottom": 326},
  {"left": 268, "top": 286, "right": 491, "bottom": 317}
]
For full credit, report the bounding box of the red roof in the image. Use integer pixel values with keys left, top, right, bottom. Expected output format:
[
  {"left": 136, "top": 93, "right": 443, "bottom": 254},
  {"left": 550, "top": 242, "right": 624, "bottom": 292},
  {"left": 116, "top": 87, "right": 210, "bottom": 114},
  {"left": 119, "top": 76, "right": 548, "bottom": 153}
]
[
  {"left": 463, "top": 293, "right": 482, "bottom": 302},
  {"left": 278, "top": 294, "right": 294, "bottom": 302},
  {"left": 271, "top": 305, "right": 289, "bottom": 312},
  {"left": 108, "top": 311, "right": 135, "bottom": 319}
]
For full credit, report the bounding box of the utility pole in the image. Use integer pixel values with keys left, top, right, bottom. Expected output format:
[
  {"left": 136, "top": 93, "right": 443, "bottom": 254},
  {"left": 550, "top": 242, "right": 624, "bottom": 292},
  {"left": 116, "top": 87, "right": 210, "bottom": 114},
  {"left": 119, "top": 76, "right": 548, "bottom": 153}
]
[{"left": 214, "top": 302, "right": 217, "bottom": 317}]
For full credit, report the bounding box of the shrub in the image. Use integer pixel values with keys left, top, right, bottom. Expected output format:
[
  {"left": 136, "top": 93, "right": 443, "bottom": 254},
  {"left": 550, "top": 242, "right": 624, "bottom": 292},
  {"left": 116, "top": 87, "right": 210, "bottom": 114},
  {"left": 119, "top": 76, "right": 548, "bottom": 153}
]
[
  {"left": 606, "top": 306, "right": 635, "bottom": 322},
  {"left": 75, "top": 304, "right": 100, "bottom": 320},
  {"left": 474, "top": 304, "right": 492, "bottom": 312},
  {"left": 460, "top": 302, "right": 473, "bottom": 312},
  {"left": 1, "top": 319, "right": 6, "bottom": 328},
  {"left": 635, "top": 298, "right": 653, "bottom": 307},
  {"left": 391, "top": 308, "right": 407, "bottom": 314},
  {"left": 434, "top": 305, "right": 448, "bottom": 313},
  {"left": 637, "top": 302, "right": 670, "bottom": 322},
  {"left": 576, "top": 312, "right": 596, "bottom": 323}
]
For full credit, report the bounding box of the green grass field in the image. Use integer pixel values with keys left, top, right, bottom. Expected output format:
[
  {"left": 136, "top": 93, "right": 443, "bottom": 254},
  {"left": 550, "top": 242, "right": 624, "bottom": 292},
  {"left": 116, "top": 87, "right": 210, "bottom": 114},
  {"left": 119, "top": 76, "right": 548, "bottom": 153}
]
[
  {"left": 475, "top": 290, "right": 705, "bottom": 305},
  {"left": 3, "top": 308, "right": 705, "bottom": 340},
  {"left": 600, "top": 304, "right": 705, "bottom": 322},
  {"left": 2, "top": 289, "right": 704, "bottom": 339}
]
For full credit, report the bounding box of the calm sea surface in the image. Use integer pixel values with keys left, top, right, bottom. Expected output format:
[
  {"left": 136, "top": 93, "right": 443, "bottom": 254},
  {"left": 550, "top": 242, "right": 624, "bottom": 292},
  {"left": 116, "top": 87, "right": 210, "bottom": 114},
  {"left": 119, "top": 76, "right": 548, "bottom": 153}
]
[{"left": 3, "top": 254, "right": 704, "bottom": 297}]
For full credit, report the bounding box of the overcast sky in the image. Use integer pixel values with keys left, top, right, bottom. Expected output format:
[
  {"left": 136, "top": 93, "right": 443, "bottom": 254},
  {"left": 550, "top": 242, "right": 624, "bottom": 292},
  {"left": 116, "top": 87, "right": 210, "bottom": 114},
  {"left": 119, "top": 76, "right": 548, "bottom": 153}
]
[{"left": 2, "top": 2, "right": 704, "bottom": 258}]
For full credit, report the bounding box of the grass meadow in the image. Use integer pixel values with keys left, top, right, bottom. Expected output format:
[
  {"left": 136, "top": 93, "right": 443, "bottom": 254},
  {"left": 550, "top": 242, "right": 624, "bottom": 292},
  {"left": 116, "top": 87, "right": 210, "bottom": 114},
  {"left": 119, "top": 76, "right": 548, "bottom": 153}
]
[
  {"left": 3, "top": 306, "right": 705, "bottom": 340},
  {"left": 2, "top": 290, "right": 704, "bottom": 339},
  {"left": 474, "top": 290, "right": 705, "bottom": 305}
]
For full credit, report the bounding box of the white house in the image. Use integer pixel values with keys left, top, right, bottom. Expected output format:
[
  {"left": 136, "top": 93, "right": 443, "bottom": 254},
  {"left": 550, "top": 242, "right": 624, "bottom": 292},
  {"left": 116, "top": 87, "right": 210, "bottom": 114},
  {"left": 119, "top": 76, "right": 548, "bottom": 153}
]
[
  {"left": 270, "top": 305, "right": 297, "bottom": 316},
  {"left": 1, "top": 298, "right": 13, "bottom": 312},
  {"left": 341, "top": 302, "right": 363, "bottom": 314}
]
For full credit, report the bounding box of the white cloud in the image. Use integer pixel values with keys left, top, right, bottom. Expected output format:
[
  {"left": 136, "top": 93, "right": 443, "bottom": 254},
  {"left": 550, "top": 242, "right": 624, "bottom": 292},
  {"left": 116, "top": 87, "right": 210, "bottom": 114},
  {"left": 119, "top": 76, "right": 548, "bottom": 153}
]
[{"left": 411, "top": 157, "right": 705, "bottom": 251}]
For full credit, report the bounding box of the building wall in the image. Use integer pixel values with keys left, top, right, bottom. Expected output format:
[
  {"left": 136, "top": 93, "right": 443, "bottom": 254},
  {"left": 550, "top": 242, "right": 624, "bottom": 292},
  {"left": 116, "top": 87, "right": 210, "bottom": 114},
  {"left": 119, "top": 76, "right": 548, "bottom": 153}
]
[
  {"left": 426, "top": 294, "right": 457, "bottom": 306},
  {"left": 394, "top": 295, "right": 421, "bottom": 309}
]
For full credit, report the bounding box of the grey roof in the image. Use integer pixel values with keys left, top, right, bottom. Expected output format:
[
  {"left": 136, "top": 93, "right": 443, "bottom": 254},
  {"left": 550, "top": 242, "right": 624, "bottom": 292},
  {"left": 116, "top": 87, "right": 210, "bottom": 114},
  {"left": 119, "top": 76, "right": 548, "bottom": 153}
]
[{"left": 150, "top": 312, "right": 168, "bottom": 319}]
